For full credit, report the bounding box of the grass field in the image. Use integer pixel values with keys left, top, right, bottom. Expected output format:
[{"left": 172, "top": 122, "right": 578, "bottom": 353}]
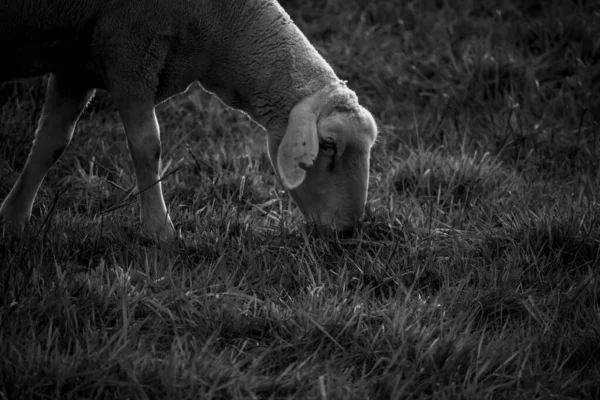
[{"left": 1, "top": 0, "right": 600, "bottom": 398}]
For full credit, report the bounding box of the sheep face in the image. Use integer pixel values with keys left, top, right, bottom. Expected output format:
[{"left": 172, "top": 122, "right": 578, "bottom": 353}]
[{"left": 269, "top": 83, "right": 377, "bottom": 233}]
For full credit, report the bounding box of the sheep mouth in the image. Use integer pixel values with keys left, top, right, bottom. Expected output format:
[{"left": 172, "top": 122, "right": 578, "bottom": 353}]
[{"left": 303, "top": 221, "right": 359, "bottom": 239}]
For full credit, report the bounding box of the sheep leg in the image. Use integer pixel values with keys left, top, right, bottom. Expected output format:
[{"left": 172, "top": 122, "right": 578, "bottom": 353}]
[
  {"left": 116, "top": 98, "right": 176, "bottom": 241},
  {"left": 0, "top": 74, "right": 94, "bottom": 234}
]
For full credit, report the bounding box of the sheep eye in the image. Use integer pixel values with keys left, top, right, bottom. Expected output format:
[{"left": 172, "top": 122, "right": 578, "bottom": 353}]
[{"left": 320, "top": 137, "right": 336, "bottom": 156}]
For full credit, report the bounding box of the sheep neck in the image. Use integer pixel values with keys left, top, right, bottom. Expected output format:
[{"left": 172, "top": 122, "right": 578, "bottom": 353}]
[{"left": 195, "top": 0, "right": 339, "bottom": 134}]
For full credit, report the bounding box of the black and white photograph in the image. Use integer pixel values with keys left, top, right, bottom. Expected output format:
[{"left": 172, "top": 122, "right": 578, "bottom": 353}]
[{"left": 1, "top": 0, "right": 599, "bottom": 398}]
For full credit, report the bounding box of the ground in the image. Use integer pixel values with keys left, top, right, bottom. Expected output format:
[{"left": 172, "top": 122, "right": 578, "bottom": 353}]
[{"left": 1, "top": 0, "right": 599, "bottom": 398}]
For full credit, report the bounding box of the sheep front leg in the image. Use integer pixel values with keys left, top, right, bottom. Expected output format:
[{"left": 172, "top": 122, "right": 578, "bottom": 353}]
[
  {"left": 0, "top": 74, "right": 94, "bottom": 235},
  {"left": 116, "top": 98, "right": 176, "bottom": 241}
]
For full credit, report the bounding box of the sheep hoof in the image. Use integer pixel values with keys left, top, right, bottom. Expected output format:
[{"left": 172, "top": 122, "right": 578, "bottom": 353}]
[
  {"left": 0, "top": 207, "right": 29, "bottom": 238},
  {"left": 140, "top": 217, "right": 178, "bottom": 242}
]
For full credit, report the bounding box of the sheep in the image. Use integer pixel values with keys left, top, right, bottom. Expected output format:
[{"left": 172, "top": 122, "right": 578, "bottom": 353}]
[{"left": 0, "top": 0, "right": 378, "bottom": 240}]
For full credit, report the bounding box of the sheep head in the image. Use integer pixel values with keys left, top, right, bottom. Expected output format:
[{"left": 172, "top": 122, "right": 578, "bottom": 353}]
[{"left": 268, "top": 82, "right": 377, "bottom": 234}]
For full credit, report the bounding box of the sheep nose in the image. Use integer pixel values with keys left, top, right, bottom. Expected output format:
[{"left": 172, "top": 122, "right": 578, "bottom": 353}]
[{"left": 306, "top": 221, "right": 359, "bottom": 238}]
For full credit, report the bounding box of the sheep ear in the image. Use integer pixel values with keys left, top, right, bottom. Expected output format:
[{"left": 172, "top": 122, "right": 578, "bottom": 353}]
[
  {"left": 277, "top": 86, "right": 338, "bottom": 190},
  {"left": 277, "top": 101, "right": 319, "bottom": 189}
]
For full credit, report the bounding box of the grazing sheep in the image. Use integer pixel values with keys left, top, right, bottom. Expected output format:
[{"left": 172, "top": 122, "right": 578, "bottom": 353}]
[{"left": 0, "top": 0, "right": 378, "bottom": 240}]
